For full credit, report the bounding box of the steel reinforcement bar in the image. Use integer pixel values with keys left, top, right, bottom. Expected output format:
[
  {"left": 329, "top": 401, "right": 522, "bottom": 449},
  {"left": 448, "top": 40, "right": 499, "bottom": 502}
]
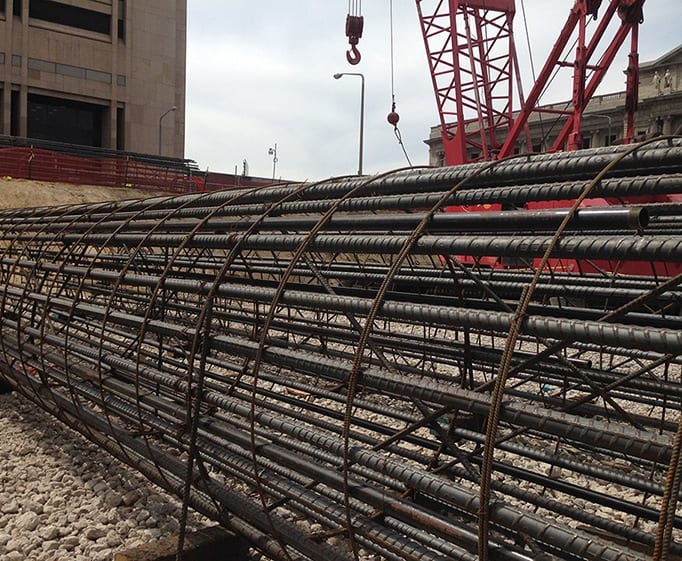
[{"left": 1, "top": 140, "right": 682, "bottom": 561}]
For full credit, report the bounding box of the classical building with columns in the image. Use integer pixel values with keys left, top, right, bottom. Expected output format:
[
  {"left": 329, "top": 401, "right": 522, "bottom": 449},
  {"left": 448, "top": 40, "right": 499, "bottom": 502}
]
[
  {"left": 0, "top": 0, "right": 186, "bottom": 157},
  {"left": 426, "top": 44, "right": 682, "bottom": 166}
]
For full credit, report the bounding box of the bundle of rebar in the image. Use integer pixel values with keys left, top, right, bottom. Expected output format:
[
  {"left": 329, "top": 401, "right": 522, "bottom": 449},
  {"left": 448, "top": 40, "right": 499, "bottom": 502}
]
[{"left": 1, "top": 139, "right": 682, "bottom": 561}]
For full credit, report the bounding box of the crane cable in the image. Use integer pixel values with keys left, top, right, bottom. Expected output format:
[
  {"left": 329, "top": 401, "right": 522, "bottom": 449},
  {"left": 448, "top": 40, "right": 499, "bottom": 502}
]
[
  {"left": 519, "top": 0, "right": 547, "bottom": 148},
  {"left": 387, "top": 0, "right": 413, "bottom": 168}
]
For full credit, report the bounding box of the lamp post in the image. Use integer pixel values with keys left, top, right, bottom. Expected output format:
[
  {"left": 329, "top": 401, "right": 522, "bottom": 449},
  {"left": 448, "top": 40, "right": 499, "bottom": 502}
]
[
  {"left": 590, "top": 113, "right": 613, "bottom": 146},
  {"left": 334, "top": 72, "right": 364, "bottom": 175},
  {"left": 268, "top": 143, "right": 278, "bottom": 180},
  {"left": 158, "top": 105, "right": 177, "bottom": 155}
]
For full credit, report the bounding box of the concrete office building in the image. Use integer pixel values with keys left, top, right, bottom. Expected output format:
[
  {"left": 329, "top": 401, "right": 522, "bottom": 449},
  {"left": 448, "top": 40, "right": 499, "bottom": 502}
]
[
  {"left": 426, "top": 45, "right": 682, "bottom": 166},
  {"left": 0, "top": 0, "right": 186, "bottom": 157}
]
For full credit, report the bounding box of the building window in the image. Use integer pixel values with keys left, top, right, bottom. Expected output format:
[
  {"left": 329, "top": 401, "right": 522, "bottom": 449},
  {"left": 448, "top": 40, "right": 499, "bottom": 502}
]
[
  {"left": 0, "top": 1, "right": 5, "bottom": 14},
  {"left": 582, "top": 137, "right": 591, "bottom": 149},
  {"left": 117, "top": 0, "right": 125, "bottom": 40},
  {"left": 13, "top": 0, "right": 20, "bottom": 17},
  {"left": 116, "top": 107, "right": 125, "bottom": 150},
  {"left": 10, "top": 90, "right": 20, "bottom": 136},
  {"left": 28, "top": 94, "right": 104, "bottom": 147},
  {"left": 29, "top": 0, "right": 111, "bottom": 35},
  {"left": 55, "top": 62, "right": 85, "bottom": 79},
  {"left": 85, "top": 68, "right": 111, "bottom": 84}
]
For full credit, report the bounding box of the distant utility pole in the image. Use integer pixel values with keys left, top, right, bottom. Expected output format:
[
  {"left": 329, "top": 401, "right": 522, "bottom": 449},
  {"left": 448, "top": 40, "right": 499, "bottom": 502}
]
[
  {"left": 268, "top": 144, "right": 278, "bottom": 179},
  {"left": 158, "top": 106, "right": 176, "bottom": 155}
]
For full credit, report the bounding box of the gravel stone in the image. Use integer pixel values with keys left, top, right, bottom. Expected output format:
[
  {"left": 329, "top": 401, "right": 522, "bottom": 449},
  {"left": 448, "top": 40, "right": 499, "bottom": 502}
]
[
  {"left": 121, "top": 490, "right": 141, "bottom": 506},
  {"left": 41, "top": 540, "right": 59, "bottom": 552},
  {"left": 15, "top": 512, "right": 41, "bottom": 532},
  {"left": 0, "top": 501, "right": 19, "bottom": 514},
  {"left": 0, "top": 392, "right": 211, "bottom": 561},
  {"left": 38, "top": 526, "right": 60, "bottom": 541},
  {"left": 103, "top": 492, "right": 123, "bottom": 508},
  {"left": 5, "top": 538, "right": 24, "bottom": 553},
  {"left": 61, "top": 536, "right": 80, "bottom": 550},
  {"left": 84, "top": 526, "right": 107, "bottom": 540}
]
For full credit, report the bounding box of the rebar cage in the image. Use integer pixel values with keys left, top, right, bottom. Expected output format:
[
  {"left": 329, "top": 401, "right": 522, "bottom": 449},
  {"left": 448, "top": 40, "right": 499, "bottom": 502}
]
[{"left": 1, "top": 139, "right": 682, "bottom": 561}]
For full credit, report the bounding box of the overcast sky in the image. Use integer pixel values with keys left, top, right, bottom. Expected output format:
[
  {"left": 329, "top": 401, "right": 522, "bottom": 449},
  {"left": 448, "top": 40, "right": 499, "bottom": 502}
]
[{"left": 185, "top": 1, "right": 680, "bottom": 181}]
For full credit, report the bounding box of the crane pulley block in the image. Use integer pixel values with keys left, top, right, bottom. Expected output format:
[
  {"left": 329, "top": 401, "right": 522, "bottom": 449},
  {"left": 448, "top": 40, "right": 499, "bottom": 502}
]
[{"left": 345, "top": 14, "right": 364, "bottom": 65}]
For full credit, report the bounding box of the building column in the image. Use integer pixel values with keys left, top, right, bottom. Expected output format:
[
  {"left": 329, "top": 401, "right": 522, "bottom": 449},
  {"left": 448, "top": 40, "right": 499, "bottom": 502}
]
[
  {"left": 1, "top": 86, "right": 10, "bottom": 136},
  {"left": 18, "top": 86, "right": 27, "bottom": 137},
  {"left": 2, "top": 0, "right": 14, "bottom": 135},
  {"left": 18, "top": 0, "right": 29, "bottom": 138},
  {"left": 663, "top": 115, "right": 673, "bottom": 136},
  {"left": 108, "top": 0, "right": 119, "bottom": 150}
]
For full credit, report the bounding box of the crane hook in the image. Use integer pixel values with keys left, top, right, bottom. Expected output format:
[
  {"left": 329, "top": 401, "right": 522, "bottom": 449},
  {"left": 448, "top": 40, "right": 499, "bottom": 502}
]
[
  {"left": 345, "top": 14, "right": 364, "bottom": 66},
  {"left": 346, "top": 44, "right": 361, "bottom": 65}
]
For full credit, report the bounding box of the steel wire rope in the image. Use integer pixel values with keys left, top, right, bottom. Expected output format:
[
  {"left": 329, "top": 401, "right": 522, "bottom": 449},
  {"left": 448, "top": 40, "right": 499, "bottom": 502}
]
[
  {"left": 243, "top": 166, "right": 429, "bottom": 560},
  {"left": 518, "top": 0, "right": 544, "bottom": 146},
  {"left": 388, "top": 0, "right": 413, "bottom": 167},
  {"left": 477, "top": 135, "right": 682, "bottom": 561}
]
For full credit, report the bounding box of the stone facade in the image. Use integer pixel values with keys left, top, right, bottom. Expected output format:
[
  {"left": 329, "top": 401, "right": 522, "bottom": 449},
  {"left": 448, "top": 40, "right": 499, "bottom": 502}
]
[
  {"left": 0, "top": 0, "right": 186, "bottom": 157},
  {"left": 426, "top": 45, "right": 682, "bottom": 166}
]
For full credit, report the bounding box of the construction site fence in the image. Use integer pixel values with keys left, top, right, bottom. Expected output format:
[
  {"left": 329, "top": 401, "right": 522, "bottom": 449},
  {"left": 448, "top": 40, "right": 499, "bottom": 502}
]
[
  {"left": 0, "top": 145, "right": 197, "bottom": 194},
  {"left": 0, "top": 144, "right": 285, "bottom": 195}
]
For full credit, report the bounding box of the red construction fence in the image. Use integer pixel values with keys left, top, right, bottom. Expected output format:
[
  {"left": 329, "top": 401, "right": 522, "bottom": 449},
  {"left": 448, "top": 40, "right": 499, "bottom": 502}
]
[
  {"left": 0, "top": 146, "right": 195, "bottom": 193},
  {"left": 0, "top": 142, "right": 284, "bottom": 196}
]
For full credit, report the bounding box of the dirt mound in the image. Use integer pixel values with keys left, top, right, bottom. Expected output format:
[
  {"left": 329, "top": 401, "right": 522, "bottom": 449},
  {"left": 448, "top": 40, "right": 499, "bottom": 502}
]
[{"left": 0, "top": 177, "right": 169, "bottom": 210}]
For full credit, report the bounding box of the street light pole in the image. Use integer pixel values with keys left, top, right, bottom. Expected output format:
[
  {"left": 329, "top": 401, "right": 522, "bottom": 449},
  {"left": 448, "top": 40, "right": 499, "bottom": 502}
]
[
  {"left": 268, "top": 143, "right": 278, "bottom": 179},
  {"left": 590, "top": 113, "right": 613, "bottom": 146},
  {"left": 158, "top": 105, "right": 177, "bottom": 155},
  {"left": 334, "top": 72, "right": 364, "bottom": 175}
]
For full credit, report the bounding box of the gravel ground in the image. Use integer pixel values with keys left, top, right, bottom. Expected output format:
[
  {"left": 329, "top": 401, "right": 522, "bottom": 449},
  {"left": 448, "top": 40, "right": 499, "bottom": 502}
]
[{"left": 0, "top": 390, "right": 210, "bottom": 561}]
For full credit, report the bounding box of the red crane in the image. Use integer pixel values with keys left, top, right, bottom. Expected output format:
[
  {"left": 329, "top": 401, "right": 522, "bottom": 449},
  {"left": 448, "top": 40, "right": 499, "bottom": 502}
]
[
  {"left": 415, "top": 0, "right": 645, "bottom": 165},
  {"left": 343, "top": 0, "right": 665, "bottom": 278}
]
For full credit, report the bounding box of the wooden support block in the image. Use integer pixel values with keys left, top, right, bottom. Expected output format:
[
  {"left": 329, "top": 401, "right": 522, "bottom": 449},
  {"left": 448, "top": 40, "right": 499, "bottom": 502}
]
[{"left": 113, "top": 525, "right": 249, "bottom": 561}]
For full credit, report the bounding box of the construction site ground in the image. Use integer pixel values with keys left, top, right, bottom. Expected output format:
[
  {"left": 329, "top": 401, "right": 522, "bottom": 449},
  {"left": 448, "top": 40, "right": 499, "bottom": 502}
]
[{"left": 0, "top": 177, "right": 165, "bottom": 209}]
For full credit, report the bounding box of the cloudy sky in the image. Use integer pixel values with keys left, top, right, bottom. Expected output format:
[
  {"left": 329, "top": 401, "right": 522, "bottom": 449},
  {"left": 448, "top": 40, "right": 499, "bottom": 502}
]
[{"left": 185, "top": 1, "right": 680, "bottom": 181}]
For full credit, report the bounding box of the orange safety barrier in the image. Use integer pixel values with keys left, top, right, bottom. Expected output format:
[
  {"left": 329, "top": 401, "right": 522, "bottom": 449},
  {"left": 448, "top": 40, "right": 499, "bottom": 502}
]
[{"left": 0, "top": 146, "right": 195, "bottom": 193}]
